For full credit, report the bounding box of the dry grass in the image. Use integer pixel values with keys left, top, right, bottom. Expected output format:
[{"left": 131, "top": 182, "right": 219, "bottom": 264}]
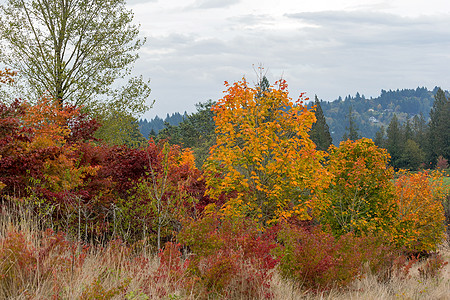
[
  {"left": 1, "top": 204, "right": 449, "bottom": 300},
  {"left": 272, "top": 241, "right": 450, "bottom": 300}
]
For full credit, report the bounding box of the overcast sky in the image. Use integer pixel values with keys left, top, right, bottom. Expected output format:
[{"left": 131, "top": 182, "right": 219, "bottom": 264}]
[{"left": 125, "top": 0, "right": 450, "bottom": 119}]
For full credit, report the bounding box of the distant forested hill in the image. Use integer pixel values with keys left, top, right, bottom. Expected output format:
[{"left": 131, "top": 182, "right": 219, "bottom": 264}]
[
  {"left": 316, "top": 87, "right": 443, "bottom": 145},
  {"left": 139, "top": 112, "right": 187, "bottom": 139}
]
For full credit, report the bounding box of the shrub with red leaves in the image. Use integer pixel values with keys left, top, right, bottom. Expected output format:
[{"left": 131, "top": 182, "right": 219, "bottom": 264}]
[
  {"left": 275, "top": 223, "right": 401, "bottom": 292},
  {"left": 178, "top": 213, "right": 279, "bottom": 298}
]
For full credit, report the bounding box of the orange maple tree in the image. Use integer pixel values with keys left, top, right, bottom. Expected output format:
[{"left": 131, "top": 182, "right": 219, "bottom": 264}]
[
  {"left": 21, "top": 97, "right": 99, "bottom": 193},
  {"left": 392, "top": 170, "right": 446, "bottom": 253},
  {"left": 203, "top": 78, "right": 329, "bottom": 224},
  {"left": 0, "top": 68, "right": 16, "bottom": 85}
]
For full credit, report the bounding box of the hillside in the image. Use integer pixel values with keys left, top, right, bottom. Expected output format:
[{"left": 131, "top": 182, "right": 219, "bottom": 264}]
[{"left": 317, "top": 87, "right": 440, "bottom": 145}]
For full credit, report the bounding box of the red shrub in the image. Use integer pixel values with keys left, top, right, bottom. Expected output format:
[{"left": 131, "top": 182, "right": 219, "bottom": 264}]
[
  {"left": 0, "top": 227, "right": 89, "bottom": 298},
  {"left": 177, "top": 213, "right": 278, "bottom": 298},
  {"left": 150, "top": 242, "right": 190, "bottom": 297},
  {"left": 275, "top": 224, "right": 402, "bottom": 292}
]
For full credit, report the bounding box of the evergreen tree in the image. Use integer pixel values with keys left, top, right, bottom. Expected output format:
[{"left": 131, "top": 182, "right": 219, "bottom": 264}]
[
  {"left": 157, "top": 100, "right": 216, "bottom": 167},
  {"left": 256, "top": 75, "right": 271, "bottom": 98},
  {"left": 310, "top": 96, "right": 333, "bottom": 151},
  {"left": 386, "top": 114, "right": 403, "bottom": 169},
  {"left": 148, "top": 129, "right": 157, "bottom": 139},
  {"left": 403, "top": 116, "right": 413, "bottom": 142},
  {"left": 412, "top": 113, "right": 427, "bottom": 148},
  {"left": 374, "top": 126, "right": 386, "bottom": 148},
  {"left": 428, "top": 88, "right": 450, "bottom": 165},
  {"left": 343, "top": 106, "right": 360, "bottom": 141},
  {"left": 400, "top": 139, "right": 425, "bottom": 171}
]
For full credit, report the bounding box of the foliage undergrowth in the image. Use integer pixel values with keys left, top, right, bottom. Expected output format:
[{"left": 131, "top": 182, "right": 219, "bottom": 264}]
[
  {"left": 177, "top": 212, "right": 279, "bottom": 299},
  {"left": 275, "top": 223, "right": 403, "bottom": 292}
]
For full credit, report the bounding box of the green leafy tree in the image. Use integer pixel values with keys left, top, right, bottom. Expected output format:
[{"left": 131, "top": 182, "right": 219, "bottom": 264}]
[
  {"left": 0, "top": 0, "right": 150, "bottom": 144},
  {"left": 310, "top": 95, "right": 333, "bottom": 151}
]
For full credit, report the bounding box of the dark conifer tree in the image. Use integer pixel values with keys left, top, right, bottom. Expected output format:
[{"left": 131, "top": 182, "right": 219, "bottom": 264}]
[
  {"left": 343, "top": 106, "right": 360, "bottom": 141},
  {"left": 148, "top": 129, "right": 157, "bottom": 139},
  {"left": 386, "top": 114, "right": 403, "bottom": 169},
  {"left": 310, "top": 96, "right": 333, "bottom": 151},
  {"left": 412, "top": 113, "right": 427, "bottom": 148},
  {"left": 157, "top": 99, "right": 216, "bottom": 167},
  {"left": 374, "top": 126, "right": 386, "bottom": 148},
  {"left": 428, "top": 88, "right": 450, "bottom": 165}
]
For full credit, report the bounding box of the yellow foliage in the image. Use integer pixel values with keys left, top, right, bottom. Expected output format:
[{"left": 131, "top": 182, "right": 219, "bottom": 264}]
[
  {"left": 179, "top": 148, "right": 196, "bottom": 170},
  {"left": 203, "top": 78, "right": 330, "bottom": 224},
  {"left": 43, "top": 149, "right": 100, "bottom": 192},
  {"left": 315, "top": 138, "right": 396, "bottom": 236},
  {"left": 391, "top": 170, "right": 446, "bottom": 253}
]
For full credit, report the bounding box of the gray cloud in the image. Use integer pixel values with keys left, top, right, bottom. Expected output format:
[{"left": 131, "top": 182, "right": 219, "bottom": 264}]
[
  {"left": 127, "top": 0, "right": 157, "bottom": 5},
  {"left": 285, "top": 11, "right": 450, "bottom": 46},
  {"left": 286, "top": 11, "right": 419, "bottom": 26},
  {"left": 190, "top": 0, "right": 240, "bottom": 9},
  {"left": 137, "top": 9, "right": 450, "bottom": 119}
]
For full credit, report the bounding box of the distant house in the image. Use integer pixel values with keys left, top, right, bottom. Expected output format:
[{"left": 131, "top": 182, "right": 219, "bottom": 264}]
[{"left": 369, "top": 116, "right": 379, "bottom": 123}]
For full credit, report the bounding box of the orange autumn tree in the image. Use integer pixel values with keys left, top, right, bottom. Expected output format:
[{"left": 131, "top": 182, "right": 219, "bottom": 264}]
[
  {"left": 0, "top": 68, "right": 17, "bottom": 85},
  {"left": 392, "top": 170, "right": 446, "bottom": 253},
  {"left": 204, "top": 78, "right": 329, "bottom": 224},
  {"left": 22, "top": 96, "right": 99, "bottom": 193}
]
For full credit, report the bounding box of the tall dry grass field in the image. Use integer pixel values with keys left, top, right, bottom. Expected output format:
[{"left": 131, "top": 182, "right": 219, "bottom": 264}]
[
  {"left": 272, "top": 242, "right": 450, "bottom": 300},
  {"left": 0, "top": 203, "right": 449, "bottom": 299}
]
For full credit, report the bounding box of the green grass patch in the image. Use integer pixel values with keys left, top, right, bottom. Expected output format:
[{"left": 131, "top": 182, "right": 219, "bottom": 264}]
[{"left": 442, "top": 175, "right": 450, "bottom": 193}]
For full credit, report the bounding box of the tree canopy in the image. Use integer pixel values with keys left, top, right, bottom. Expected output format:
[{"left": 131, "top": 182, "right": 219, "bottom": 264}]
[
  {"left": 204, "top": 78, "right": 328, "bottom": 224},
  {"left": 0, "top": 0, "right": 151, "bottom": 145}
]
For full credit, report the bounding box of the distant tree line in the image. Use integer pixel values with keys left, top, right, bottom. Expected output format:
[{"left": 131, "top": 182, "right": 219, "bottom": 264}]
[{"left": 139, "top": 112, "right": 187, "bottom": 139}]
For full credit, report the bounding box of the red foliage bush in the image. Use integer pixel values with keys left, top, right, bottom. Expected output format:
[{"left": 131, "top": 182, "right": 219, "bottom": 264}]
[
  {"left": 0, "top": 229, "right": 36, "bottom": 295},
  {"left": 436, "top": 155, "right": 449, "bottom": 170},
  {"left": 150, "top": 242, "right": 190, "bottom": 297},
  {"left": 0, "top": 99, "right": 207, "bottom": 244},
  {"left": 0, "top": 227, "right": 88, "bottom": 298},
  {"left": 275, "top": 223, "right": 402, "bottom": 292},
  {"left": 177, "top": 213, "right": 279, "bottom": 298}
]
